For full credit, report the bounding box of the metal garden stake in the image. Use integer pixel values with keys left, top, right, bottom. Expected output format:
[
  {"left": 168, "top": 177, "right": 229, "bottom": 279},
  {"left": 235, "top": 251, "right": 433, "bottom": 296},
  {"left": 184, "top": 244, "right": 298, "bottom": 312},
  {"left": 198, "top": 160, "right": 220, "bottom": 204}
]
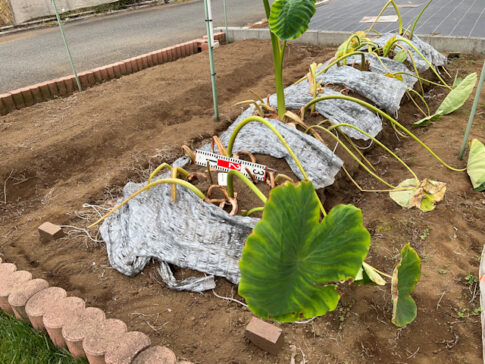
[
  {"left": 52, "top": 0, "right": 82, "bottom": 91},
  {"left": 204, "top": 0, "right": 220, "bottom": 121}
]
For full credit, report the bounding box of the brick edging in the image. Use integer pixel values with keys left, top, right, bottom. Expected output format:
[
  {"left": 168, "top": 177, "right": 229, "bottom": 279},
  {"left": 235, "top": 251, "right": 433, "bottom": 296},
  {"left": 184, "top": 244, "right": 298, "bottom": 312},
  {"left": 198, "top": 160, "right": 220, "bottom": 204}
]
[
  {"left": 0, "top": 257, "right": 191, "bottom": 364},
  {"left": 0, "top": 32, "right": 226, "bottom": 116}
]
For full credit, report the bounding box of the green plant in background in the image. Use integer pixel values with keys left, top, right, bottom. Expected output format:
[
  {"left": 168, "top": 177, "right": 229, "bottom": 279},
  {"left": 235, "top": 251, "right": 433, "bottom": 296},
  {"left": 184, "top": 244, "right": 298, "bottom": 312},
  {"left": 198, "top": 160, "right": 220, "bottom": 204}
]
[{"left": 263, "top": 0, "right": 317, "bottom": 119}]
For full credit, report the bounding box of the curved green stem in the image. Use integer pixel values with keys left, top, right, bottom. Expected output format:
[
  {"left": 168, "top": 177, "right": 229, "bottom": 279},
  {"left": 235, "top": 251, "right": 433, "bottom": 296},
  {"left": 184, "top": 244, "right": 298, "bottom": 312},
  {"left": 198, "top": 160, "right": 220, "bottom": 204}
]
[
  {"left": 388, "top": 38, "right": 451, "bottom": 89},
  {"left": 226, "top": 116, "right": 327, "bottom": 216},
  {"left": 367, "top": 0, "right": 403, "bottom": 35},
  {"left": 409, "top": 0, "right": 433, "bottom": 39},
  {"left": 89, "top": 178, "right": 206, "bottom": 228},
  {"left": 147, "top": 164, "right": 189, "bottom": 188},
  {"left": 393, "top": 72, "right": 449, "bottom": 88},
  {"left": 407, "top": 88, "right": 430, "bottom": 116},
  {"left": 226, "top": 170, "right": 267, "bottom": 203},
  {"left": 326, "top": 123, "right": 419, "bottom": 184},
  {"left": 303, "top": 95, "right": 466, "bottom": 172},
  {"left": 405, "top": 49, "right": 425, "bottom": 95},
  {"left": 307, "top": 125, "right": 397, "bottom": 189},
  {"left": 242, "top": 206, "right": 265, "bottom": 216}
]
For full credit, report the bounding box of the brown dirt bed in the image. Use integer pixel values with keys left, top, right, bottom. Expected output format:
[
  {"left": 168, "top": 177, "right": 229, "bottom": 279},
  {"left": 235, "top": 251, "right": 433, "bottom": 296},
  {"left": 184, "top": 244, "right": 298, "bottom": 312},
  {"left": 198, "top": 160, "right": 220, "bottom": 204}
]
[{"left": 1, "top": 39, "right": 484, "bottom": 363}]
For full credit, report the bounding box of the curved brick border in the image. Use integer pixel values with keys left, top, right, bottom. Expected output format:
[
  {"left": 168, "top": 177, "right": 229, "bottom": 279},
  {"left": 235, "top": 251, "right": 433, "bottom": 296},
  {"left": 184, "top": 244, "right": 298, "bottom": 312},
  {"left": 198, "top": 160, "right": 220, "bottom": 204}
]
[
  {"left": 0, "top": 258, "right": 190, "bottom": 363},
  {"left": 0, "top": 32, "right": 225, "bottom": 116}
]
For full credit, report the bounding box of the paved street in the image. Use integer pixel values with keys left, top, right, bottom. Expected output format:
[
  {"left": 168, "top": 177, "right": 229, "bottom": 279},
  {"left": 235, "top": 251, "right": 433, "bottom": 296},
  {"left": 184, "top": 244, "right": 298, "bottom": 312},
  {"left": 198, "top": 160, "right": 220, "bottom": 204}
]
[
  {"left": 311, "top": 0, "right": 485, "bottom": 37},
  {"left": 0, "top": 0, "right": 264, "bottom": 93}
]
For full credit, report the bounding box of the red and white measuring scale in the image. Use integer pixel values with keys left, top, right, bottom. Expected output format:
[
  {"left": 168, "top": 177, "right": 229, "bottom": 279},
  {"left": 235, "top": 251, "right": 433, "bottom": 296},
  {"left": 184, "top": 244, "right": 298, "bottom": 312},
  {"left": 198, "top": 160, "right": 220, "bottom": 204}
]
[{"left": 194, "top": 150, "right": 268, "bottom": 182}]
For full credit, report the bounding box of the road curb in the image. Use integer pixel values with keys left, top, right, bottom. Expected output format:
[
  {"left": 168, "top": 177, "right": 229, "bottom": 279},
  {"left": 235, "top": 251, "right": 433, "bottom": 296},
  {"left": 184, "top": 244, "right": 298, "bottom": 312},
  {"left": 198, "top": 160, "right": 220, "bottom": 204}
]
[
  {"left": 217, "top": 27, "right": 485, "bottom": 55},
  {"left": 0, "top": 32, "right": 225, "bottom": 116},
  {"left": 0, "top": 256, "right": 189, "bottom": 363}
]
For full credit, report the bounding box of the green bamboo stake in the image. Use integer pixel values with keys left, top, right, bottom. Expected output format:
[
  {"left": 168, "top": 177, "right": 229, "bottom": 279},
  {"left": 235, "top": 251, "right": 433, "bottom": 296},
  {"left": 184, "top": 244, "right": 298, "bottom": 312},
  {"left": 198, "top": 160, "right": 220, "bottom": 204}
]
[
  {"left": 459, "top": 60, "right": 485, "bottom": 160},
  {"left": 52, "top": 0, "right": 82, "bottom": 92},
  {"left": 204, "top": 0, "right": 220, "bottom": 121}
]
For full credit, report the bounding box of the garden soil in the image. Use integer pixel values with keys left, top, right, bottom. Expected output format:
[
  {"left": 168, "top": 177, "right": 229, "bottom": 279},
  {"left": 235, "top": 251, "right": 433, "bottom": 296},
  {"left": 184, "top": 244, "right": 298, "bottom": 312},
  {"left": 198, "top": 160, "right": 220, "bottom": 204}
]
[{"left": 1, "top": 39, "right": 485, "bottom": 363}]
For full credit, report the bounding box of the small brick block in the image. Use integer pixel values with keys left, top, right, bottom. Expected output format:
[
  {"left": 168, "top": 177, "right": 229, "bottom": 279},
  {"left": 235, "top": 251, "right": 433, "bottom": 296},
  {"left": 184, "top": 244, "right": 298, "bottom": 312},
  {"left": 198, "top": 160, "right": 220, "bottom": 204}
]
[
  {"left": 129, "top": 58, "right": 139, "bottom": 72},
  {"left": 245, "top": 317, "right": 284, "bottom": 355},
  {"left": 78, "top": 73, "right": 90, "bottom": 90},
  {"left": 132, "top": 346, "right": 176, "bottom": 364},
  {"left": 38, "top": 222, "right": 64, "bottom": 242},
  {"left": 174, "top": 46, "right": 182, "bottom": 59},
  {"left": 119, "top": 62, "right": 127, "bottom": 75},
  {"left": 123, "top": 61, "right": 133, "bottom": 75},
  {"left": 9, "top": 278, "right": 49, "bottom": 321},
  {"left": 55, "top": 79, "right": 68, "bottom": 97},
  {"left": 44, "top": 296, "right": 86, "bottom": 348},
  {"left": 83, "top": 318, "right": 128, "bottom": 364},
  {"left": 150, "top": 52, "right": 159, "bottom": 65},
  {"left": 99, "top": 67, "right": 109, "bottom": 81},
  {"left": 154, "top": 50, "right": 163, "bottom": 64},
  {"left": 146, "top": 54, "right": 154, "bottom": 67},
  {"left": 62, "top": 76, "right": 75, "bottom": 94},
  {"left": 0, "top": 270, "right": 32, "bottom": 314},
  {"left": 19, "top": 87, "right": 34, "bottom": 107},
  {"left": 201, "top": 42, "right": 209, "bottom": 51},
  {"left": 0, "top": 263, "right": 17, "bottom": 276},
  {"left": 47, "top": 82, "right": 59, "bottom": 98},
  {"left": 9, "top": 90, "right": 25, "bottom": 109},
  {"left": 106, "top": 65, "right": 116, "bottom": 79},
  {"left": 0, "top": 93, "right": 15, "bottom": 114},
  {"left": 25, "top": 287, "right": 67, "bottom": 330},
  {"left": 86, "top": 72, "right": 96, "bottom": 86},
  {"left": 113, "top": 63, "right": 122, "bottom": 78},
  {"left": 105, "top": 331, "right": 151, "bottom": 364},
  {"left": 141, "top": 56, "right": 149, "bottom": 69},
  {"left": 30, "top": 86, "right": 43, "bottom": 103},
  {"left": 93, "top": 68, "right": 103, "bottom": 84},
  {"left": 38, "top": 82, "right": 52, "bottom": 99},
  {"left": 62, "top": 307, "right": 106, "bottom": 358}
]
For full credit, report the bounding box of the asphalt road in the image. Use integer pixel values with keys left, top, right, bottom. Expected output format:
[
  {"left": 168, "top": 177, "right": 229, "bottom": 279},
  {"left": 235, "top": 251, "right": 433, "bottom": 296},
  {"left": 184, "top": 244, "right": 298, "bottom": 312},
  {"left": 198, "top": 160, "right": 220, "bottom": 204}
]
[
  {"left": 311, "top": 0, "right": 485, "bottom": 37},
  {"left": 0, "top": 0, "right": 265, "bottom": 93}
]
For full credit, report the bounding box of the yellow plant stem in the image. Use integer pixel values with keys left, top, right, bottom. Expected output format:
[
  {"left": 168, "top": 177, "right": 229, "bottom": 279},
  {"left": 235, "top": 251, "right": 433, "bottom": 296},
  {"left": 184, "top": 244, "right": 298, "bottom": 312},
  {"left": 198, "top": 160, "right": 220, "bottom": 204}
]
[
  {"left": 406, "top": 90, "right": 429, "bottom": 118},
  {"left": 89, "top": 178, "right": 207, "bottom": 228},
  {"left": 226, "top": 170, "right": 267, "bottom": 204},
  {"left": 367, "top": 0, "right": 403, "bottom": 35},
  {"left": 226, "top": 116, "right": 327, "bottom": 217},
  {"left": 147, "top": 164, "right": 189, "bottom": 190},
  {"left": 303, "top": 95, "right": 466, "bottom": 172},
  {"left": 242, "top": 206, "right": 265, "bottom": 216}
]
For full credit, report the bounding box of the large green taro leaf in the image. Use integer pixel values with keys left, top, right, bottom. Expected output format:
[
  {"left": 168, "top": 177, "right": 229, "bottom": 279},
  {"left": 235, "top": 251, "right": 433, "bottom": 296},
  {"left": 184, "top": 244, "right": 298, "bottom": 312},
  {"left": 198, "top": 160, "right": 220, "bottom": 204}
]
[
  {"left": 392, "top": 244, "right": 421, "bottom": 327},
  {"left": 238, "top": 181, "right": 370, "bottom": 322},
  {"left": 269, "top": 0, "right": 316, "bottom": 41},
  {"left": 436, "top": 72, "right": 477, "bottom": 116},
  {"left": 467, "top": 139, "right": 485, "bottom": 191}
]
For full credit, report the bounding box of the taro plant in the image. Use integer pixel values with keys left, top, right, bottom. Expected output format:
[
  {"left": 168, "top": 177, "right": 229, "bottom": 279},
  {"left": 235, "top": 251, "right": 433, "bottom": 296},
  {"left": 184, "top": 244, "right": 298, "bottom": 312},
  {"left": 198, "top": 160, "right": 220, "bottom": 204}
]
[
  {"left": 238, "top": 180, "right": 421, "bottom": 326},
  {"left": 263, "top": 0, "right": 317, "bottom": 119},
  {"left": 467, "top": 139, "right": 485, "bottom": 191}
]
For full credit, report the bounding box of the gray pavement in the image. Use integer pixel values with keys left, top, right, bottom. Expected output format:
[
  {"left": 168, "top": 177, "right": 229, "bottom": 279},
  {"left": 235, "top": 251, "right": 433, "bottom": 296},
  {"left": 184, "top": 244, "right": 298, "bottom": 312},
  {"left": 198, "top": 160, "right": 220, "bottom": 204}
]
[
  {"left": 0, "top": 0, "right": 265, "bottom": 93},
  {"left": 311, "top": 0, "right": 485, "bottom": 37}
]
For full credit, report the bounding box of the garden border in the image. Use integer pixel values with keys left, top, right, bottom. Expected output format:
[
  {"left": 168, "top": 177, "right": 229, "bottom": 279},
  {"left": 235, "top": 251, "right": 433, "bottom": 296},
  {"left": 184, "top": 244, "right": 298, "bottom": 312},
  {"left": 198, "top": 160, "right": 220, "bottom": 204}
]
[
  {"left": 0, "top": 32, "right": 225, "bottom": 116},
  {"left": 218, "top": 27, "right": 485, "bottom": 56},
  {"left": 0, "top": 256, "right": 191, "bottom": 363}
]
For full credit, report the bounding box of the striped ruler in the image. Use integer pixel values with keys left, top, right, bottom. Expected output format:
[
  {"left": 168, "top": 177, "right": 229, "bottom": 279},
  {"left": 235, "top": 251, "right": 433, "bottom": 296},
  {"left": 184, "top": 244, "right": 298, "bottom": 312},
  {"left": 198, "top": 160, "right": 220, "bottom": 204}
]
[{"left": 194, "top": 149, "right": 267, "bottom": 181}]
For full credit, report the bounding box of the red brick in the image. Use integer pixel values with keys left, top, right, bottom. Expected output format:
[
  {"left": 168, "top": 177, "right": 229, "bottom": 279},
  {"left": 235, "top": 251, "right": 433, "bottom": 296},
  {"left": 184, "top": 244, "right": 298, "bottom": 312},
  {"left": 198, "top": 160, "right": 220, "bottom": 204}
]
[
  {"left": 18, "top": 87, "right": 34, "bottom": 106},
  {"left": 141, "top": 56, "right": 149, "bottom": 69},
  {"left": 83, "top": 318, "right": 127, "bottom": 364},
  {"left": 119, "top": 62, "right": 127, "bottom": 75},
  {"left": 25, "top": 287, "right": 67, "bottom": 330},
  {"left": 30, "top": 86, "right": 44, "bottom": 103},
  {"left": 78, "top": 72, "right": 90, "bottom": 90},
  {"left": 0, "top": 93, "right": 15, "bottom": 114},
  {"left": 185, "top": 42, "right": 193, "bottom": 56},
  {"left": 124, "top": 61, "right": 133, "bottom": 75},
  {"left": 44, "top": 296, "right": 85, "bottom": 348},
  {"left": 38, "top": 222, "right": 64, "bottom": 243},
  {"left": 9, "top": 90, "right": 25, "bottom": 109},
  {"left": 132, "top": 346, "right": 176, "bottom": 364},
  {"left": 55, "top": 79, "right": 68, "bottom": 97},
  {"left": 0, "top": 270, "right": 32, "bottom": 314},
  {"left": 154, "top": 50, "right": 163, "bottom": 64},
  {"left": 47, "top": 82, "right": 59, "bottom": 98},
  {"left": 151, "top": 52, "right": 159, "bottom": 65},
  {"left": 93, "top": 68, "right": 103, "bottom": 84},
  {"left": 113, "top": 63, "right": 122, "bottom": 78},
  {"left": 99, "top": 67, "right": 109, "bottom": 81},
  {"left": 214, "top": 31, "right": 226, "bottom": 43},
  {"left": 62, "top": 307, "right": 106, "bottom": 358},
  {"left": 201, "top": 42, "right": 209, "bottom": 51},
  {"left": 105, "top": 331, "right": 151, "bottom": 364},
  {"left": 9, "top": 279, "right": 49, "bottom": 321},
  {"left": 245, "top": 317, "right": 284, "bottom": 355},
  {"left": 0, "top": 263, "right": 17, "bottom": 276},
  {"left": 107, "top": 65, "right": 116, "bottom": 79},
  {"left": 87, "top": 72, "right": 96, "bottom": 86},
  {"left": 174, "top": 46, "right": 182, "bottom": 59},
  {"left": 146, "top": 53, "right": 154, "bottom": 67},
  {"left": 38, "top": 82, "right": 52, "bottom": 99},
  {"left": 62, "top": 76, "right": 75, "bottom": 94}
]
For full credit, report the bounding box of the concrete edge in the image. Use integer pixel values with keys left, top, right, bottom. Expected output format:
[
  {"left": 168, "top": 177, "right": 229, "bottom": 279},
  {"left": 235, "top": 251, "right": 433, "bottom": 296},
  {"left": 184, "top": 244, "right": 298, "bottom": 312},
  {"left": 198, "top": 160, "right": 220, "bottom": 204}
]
[
  {"left": 0, "top": 32, "right": 225, "bottom": 116},
  {"left": 216, "top": 27, "right": 485, "bottom": 55},
  {"left": 0, "top": 256, "right": 190, "bottom": 363}
]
